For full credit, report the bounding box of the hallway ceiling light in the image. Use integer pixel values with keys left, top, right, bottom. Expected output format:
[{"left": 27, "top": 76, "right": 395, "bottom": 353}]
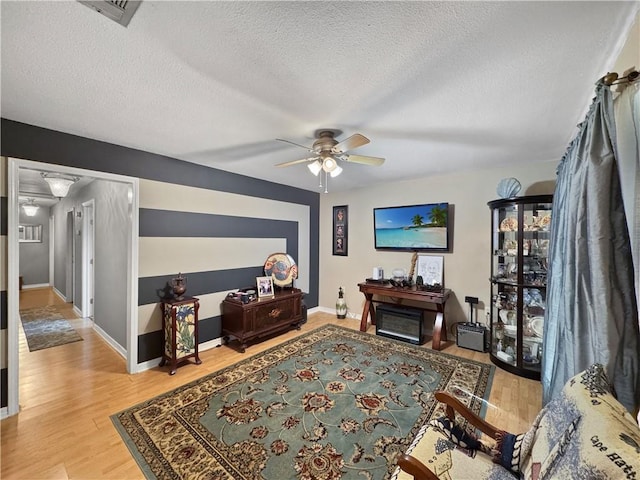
[
  {"left": 21, "top": 198, "right": 39, "bottom": 216},
  {"left": 41, "top": 172, "right": 79, "bottom": 198}
]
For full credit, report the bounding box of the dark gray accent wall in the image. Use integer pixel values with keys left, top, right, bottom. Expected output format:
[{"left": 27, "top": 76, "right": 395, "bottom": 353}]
[
  {"left": 1, "top": 184, "right": 6, "bottom": 408},
  {"left": 0, "top": 290, "right": 6, "bottom": 330},
  {"left": 1, "top": 118, "right": 319, "bottom": 306},
  {"left": 0, "top": 119, "right": 319, "bottom": 205},
  {"left": 1, "top": 118, "right": 319, "bottom": 373},
  {"left": 136, "top": 208, "right": 303, "bottom": 362},
  {"left": 139, "top": 267, "right": 266, "bottom": 306},
  {"left": 0, "top": 368, "right": 6, "bottom": 408}
]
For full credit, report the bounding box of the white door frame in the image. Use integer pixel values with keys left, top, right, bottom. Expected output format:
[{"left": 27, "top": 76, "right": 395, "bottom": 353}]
[
  {"left": 6, "top": 158, "right": 140, "bottom": 417},
  {"left": 81, "top": 199, "right": 95, "bottom": 319},
  {"left": 48, "top": 215, "right": 55, "bottom": 287}
]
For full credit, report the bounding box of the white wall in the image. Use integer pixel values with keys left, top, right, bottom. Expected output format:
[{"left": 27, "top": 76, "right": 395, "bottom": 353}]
[
  {"left": 611, "top": 11, "right": 638, "bottom": 78},
  {"left": 18, "top": 206, "right": 50, "bottom": 285},
  {"left": 319, "top": 161, "right": 557, "bottom": 331}
]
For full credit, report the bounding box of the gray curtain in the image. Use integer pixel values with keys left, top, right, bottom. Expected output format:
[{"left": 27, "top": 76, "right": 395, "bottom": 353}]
[{"left": 542, "top": 82, "right": 640, "bottom": 415}]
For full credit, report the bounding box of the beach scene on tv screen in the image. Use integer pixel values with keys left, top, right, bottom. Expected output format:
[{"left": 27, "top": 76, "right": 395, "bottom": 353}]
[{"left": 375, "top": 203, "right": 448, "bottom": 249}]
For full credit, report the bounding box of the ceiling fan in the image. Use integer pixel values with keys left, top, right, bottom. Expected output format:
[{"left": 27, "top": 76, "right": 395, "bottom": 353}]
[{"left": 275, "top": 130, "right": 385, "bottom": 191}]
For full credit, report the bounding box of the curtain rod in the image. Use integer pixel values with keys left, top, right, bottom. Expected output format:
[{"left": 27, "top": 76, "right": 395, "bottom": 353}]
[{"left": 600, "top": 70, "right": 639, "bottom": 86}]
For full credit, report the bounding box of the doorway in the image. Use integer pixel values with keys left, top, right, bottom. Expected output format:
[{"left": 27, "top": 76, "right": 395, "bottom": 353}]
[{"left": 6, "top": 158, "right": 140, "bottom": 417}]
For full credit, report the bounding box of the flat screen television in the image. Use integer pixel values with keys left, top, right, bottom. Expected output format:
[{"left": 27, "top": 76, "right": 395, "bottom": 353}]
[{"left": 373, "top": 202, "right": 450, "bottom": 252}]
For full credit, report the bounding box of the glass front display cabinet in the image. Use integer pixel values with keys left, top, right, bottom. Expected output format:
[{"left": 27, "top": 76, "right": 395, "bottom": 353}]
[{"left": 488, "top": 195, "right": 552, "bottom": 380}]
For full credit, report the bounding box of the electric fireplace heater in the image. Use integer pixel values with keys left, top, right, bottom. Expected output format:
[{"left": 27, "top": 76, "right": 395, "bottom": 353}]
[{"left": 376, "top": 304, "right": 424, "bottom": 344}]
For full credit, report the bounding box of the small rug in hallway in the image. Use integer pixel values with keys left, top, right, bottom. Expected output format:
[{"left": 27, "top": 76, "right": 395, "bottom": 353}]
[
  {"left": 19, "top": 305, "right": 83, "bottom": 352},
  {"left": 112, "top": 324, "right": 494, "bottom": 480}
]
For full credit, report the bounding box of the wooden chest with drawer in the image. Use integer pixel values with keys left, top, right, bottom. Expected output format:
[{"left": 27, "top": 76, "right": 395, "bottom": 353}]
[{"left": 221, "top": 288, "right": 303, "bottom": 352}]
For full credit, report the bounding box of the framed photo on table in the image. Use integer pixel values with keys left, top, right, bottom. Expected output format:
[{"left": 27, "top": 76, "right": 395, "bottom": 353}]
[
  {"left": 416, "top": 255, "right": 444, "bottom": 286},
  {"left": 333, "top": 205, "right": 348, "bottom": 256},
  {"left": 256, "top": 276, "right": 274, "bottom": 298}
]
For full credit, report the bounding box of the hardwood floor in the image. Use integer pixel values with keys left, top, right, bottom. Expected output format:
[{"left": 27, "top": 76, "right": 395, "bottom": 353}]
[{"left": 1, "top": 288, "right": 541, "bottom": 479}]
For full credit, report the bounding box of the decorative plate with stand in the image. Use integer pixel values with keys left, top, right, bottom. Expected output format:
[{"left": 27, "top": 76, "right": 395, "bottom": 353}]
[{"left": 264, "top": 253, "right": 298, "bottom": 287}]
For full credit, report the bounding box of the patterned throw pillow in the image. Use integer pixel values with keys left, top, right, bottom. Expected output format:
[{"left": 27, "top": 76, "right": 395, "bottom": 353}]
[{"left": 490, "top": 411, "right": 540, "bottom": 476}]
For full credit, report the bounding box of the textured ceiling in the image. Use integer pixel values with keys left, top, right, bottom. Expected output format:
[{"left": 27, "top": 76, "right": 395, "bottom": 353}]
[{"left": 2, "top": 1, "right": 638, "bottom": 193}]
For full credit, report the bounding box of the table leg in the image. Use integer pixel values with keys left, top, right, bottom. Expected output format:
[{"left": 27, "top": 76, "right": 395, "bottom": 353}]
[
  {"left": 432, "top": 306, "right": 447, "bottom": 351},
  {"left": 359, "top": 294, "right": 375, "bottom": 332}
]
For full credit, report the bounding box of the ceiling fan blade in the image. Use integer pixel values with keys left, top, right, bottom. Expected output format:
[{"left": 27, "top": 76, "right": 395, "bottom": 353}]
[
  {"left": 275, "top": 156, "right": 319, "bottom": 168},
  {"left": 342, "top": 154, "right": 385, "bottom": 166},
  {"left": 332, "top": 133, "right": 370, "bottom": 154},
  {"left": 276, "top": 138, "right": 315, "bottom": 153}
]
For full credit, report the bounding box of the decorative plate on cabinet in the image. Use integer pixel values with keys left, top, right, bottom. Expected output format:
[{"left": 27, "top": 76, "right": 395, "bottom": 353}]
[
  {"left": 530, "top": 317, "right": 544, "bottom": 338},
  {"left": 264, "top": 253, "right": 298, "bottom": 287}
]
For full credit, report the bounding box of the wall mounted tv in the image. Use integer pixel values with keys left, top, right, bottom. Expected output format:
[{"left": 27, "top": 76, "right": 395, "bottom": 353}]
[{"left": 373, "top": 202, "right": 450, "bottom": 252}]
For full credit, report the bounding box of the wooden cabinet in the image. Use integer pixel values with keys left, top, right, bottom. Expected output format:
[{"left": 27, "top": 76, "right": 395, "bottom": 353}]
[
  {"left": 159, "top": 297, "right": 201, "bottom": 375},
  {"left": 488, "top": 195, "right": 552, "bottom": 380},
  {"left": 222, "top": 288, "right": 304, "bottom": 352}
]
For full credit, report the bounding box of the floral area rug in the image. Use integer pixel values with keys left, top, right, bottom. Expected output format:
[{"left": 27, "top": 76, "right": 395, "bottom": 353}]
[
  {"left": 111, "top": 324, "right": 494, "bottom": 480},
  {"left": 19, "top": 305, "right": 83, "bottom": 352}
]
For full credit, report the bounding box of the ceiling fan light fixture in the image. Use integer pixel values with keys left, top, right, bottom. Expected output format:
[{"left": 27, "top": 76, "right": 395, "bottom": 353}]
[
  {"left": 21, "top": 198, "right": 39, "bottom": 217},
  {"left": 321, "top": 156, "right": 337, "bottom": 172},
  {"left": 307, "top": 160, "right": 322, "bottom": 176},
  {"left": 275, "top": 131, "right": 384, "bottom": 191},
  {"left": 41, "top": 172, "right": 79, "bottom": 198}
]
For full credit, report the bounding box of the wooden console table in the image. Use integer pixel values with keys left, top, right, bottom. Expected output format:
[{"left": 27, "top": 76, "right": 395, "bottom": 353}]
[{"left": 357, "top": 282, "right": 452, "bottom": 350}]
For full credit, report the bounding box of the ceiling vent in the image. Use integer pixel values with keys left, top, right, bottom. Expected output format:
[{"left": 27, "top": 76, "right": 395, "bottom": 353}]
[{"left": 78, "top": 0, "right": 141, "bottom": 27}]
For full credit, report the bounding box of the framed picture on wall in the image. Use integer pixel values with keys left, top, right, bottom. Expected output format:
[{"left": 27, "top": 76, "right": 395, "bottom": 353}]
[{"left": 333, "top": 205, "right": 348, "bottom": 256}]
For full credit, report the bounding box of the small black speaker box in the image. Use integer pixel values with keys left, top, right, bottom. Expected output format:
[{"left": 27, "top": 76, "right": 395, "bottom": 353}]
[{"left": 456, "top": 322, "right": 489, "bottom": 352}]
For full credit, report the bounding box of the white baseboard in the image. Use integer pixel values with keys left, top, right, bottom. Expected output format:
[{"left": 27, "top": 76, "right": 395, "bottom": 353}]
[
  {"left": 200, "top": 337, "right": 223, "bottom": 351},
  {"left": 52, "top": 287, "right": 66, "bottom": 302},
  {"left": 0, "top": 406, "right": 8, "bottom": 420},
  {"left": 135, "top": 357, "right": 161, "bottom": 373},
  {"left": 93, "top": 323, "right": 127, "bottom": 359},
  {"left": 22, "top": 283, "right": 50, "bottom": 290},
  {"left": 72, "top": 305, "right": 82, "bottom": 317},
  {"left": 134, "top": 337, "right": 223, "bottom": 373},
  {"left": 309, "top": 306, "right": 361, "bottom": 320}
]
